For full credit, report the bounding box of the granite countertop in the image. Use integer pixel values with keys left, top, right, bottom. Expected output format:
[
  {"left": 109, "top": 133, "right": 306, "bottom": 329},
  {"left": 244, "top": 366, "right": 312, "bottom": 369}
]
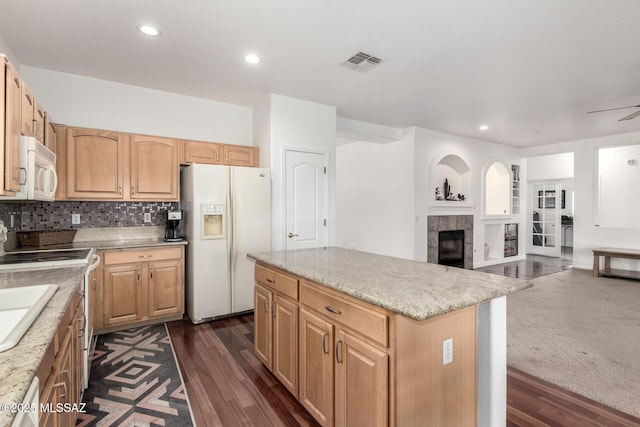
[
  {"left": 0, "top": 266, "right": 86, "bottom": 427},
  {"left": 248, "top": 247, "right": 533, "bottom": 321},
  {"left": 11, "top": 237, "right": 187, "bottom": 252}
]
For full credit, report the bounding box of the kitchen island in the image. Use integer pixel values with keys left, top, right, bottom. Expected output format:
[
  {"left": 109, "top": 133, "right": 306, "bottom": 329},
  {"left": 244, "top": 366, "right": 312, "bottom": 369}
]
[{"left": 248, "top": 247, "right": 532, "bottom": 427}]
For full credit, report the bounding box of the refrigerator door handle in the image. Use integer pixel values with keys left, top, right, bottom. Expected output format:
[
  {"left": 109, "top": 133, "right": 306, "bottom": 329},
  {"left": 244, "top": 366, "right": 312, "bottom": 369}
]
[{"left": 228, "top": 167, "right": 235, "bottom": 310}]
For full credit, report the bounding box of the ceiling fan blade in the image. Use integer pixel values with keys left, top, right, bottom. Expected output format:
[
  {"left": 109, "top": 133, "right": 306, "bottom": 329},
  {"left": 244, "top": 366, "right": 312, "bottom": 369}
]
[
  {"left": 618, "top": 109, "right": 640, "bottom": 121},
  {"left": 587, "top": 104, "right": 640, "bottom": 114}
]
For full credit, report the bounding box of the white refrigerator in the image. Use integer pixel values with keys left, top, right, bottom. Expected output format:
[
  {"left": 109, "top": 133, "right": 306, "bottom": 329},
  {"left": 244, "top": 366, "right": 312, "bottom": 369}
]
[{"left": 181, "top": 163, "right": 271, "bottom": 323}]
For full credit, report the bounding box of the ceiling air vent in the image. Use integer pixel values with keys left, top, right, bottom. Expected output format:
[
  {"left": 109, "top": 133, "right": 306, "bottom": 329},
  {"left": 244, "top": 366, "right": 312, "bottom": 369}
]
[{"left": 342, "top": 51, "right": 384, "bottom": 72}]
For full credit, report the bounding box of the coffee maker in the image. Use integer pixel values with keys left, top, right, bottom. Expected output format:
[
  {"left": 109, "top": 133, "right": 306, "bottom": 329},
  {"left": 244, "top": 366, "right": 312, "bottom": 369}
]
[{"left": 164, "top": 209, "right": 183, "bottom": 242}]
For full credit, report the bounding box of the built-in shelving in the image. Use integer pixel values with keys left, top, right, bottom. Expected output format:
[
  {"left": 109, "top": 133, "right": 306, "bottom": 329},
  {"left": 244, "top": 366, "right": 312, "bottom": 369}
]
[{"left": 511, "top": 164, "right": 520, "bottom": 215}]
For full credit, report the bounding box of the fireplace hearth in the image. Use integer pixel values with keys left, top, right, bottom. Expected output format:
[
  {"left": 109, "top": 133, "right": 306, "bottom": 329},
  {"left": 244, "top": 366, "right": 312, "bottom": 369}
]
[{"left": 428, "top": 215, "right": 473, "bottom": 269}]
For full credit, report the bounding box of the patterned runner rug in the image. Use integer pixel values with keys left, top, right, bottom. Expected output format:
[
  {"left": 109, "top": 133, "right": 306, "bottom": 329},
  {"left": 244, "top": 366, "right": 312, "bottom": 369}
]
[{"left": 77, "top": 324, "right": 194, "bottom": 426}]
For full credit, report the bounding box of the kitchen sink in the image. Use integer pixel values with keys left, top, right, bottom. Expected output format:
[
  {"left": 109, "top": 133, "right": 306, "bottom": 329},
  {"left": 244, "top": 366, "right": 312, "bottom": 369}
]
[{"left": 0, "top": 284, "right": 58, "bottom": 352}]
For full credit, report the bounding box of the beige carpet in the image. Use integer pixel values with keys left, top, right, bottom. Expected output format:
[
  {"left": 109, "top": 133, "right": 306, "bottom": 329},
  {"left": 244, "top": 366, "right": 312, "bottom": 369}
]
[{"left": 507, "top": 268, "right": 640, "bottom": 418}]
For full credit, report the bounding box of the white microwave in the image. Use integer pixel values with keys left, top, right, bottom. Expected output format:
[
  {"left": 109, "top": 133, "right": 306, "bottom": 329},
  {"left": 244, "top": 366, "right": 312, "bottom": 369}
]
[{"left": 0, "top": 137, "right": 57, "bottom": 201}]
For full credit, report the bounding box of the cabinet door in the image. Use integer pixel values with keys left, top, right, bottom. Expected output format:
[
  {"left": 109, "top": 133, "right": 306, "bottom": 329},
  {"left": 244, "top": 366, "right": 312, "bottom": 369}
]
[
  {"left": 335, "top": 329, "right": 388, "bottom": 427},
  {"left": 148, "top": 259, "right": 183, "bottom": 318},
  {"left": 21, "top": 82, "right": 35, "bottom": 137},
  {"left": 44, "top": 112, "right": 57, "bottom": 153},
  {"left": 4, "top": 62, "right": 22, "bottom": 192},
  {"left": 56, "top": 328, "right": 75, "bottom": 427},
  {"left": 222, "top": 145, "right": 256, "bottom": 167},
  {"left": 103, "top": 264, "right": 143, "bottom": 326},
  {"left": 130, "top": 135, "right": 179, "bottom": 200},
  {"left": 184, "top": 140, "right": 221, "bottom": 164},
  {"left": 299, "top": 307, "right": 334, "bottom": 426},
  {"left": 273, "top": 295, "right": 298, "bottom": 397},
  {"left": 66, "top": 128, "right": 126, "bottom": 199},
  {"left": 40, "top": 368, "right": 58, "bottom": 427},
  {"left": 34, "top": 101, "right": 45, "bottom": 142},
  {"left": 254, "top": 283, "right": 272, "bottom": 369}
]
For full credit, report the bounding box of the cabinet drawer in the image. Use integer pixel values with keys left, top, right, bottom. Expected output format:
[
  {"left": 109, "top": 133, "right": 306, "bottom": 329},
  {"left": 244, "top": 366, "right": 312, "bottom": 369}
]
[
  {"left": 104, "top": 247, "right": 182, "bottom": 265},
  {"left": 255, "top": 264, "right": 298, "bottom": 300},
  {"left": 300, "top": 281, "right": 388, "bottom": 347}
]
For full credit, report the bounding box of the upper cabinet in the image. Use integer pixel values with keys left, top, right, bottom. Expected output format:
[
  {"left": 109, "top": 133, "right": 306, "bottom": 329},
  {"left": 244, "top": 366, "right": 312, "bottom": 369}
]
[
  {"left": 60, "top": 127, "right": 180, "bottom": 201},
  {"left": 184, "top": 140, "right": 221, "bottom": 164},
  {"left": 43, "top": 112, "right": 57, "bottom": 152},
  {"left": 20, "top": 83, "right": 35, "bottom": 137},
  {"left": 223, "top": 144, "right": 257, "bottom": 167},
  {"left": 130, "top": 135, "right": 179, "bottom": 200},
  {"left": 3, "top": 59, "right": 22, "bottom": 193},
  {"left": 182, "top": 140, "right": 258, "bottom": 167},
  {"left": 34, "top": 101, "right": 45, "bottom": 142},
  {"left": 66, "top": 127, "right": 126, "bottom": 199}
]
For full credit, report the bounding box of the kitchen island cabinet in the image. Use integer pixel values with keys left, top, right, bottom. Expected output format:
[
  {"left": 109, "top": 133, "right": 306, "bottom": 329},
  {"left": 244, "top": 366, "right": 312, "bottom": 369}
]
[{"left": 249, "top": 247, "right": 532, "bottom": 427}]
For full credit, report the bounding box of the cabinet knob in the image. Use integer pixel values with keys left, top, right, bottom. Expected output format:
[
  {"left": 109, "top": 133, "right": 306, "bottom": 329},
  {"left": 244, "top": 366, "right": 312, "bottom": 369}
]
[
  {"left": 118, "top": 186, "right": 122, "bottom": 195},
  {"left": 131, "top": 186, "right": 135, "bottom": 195}
]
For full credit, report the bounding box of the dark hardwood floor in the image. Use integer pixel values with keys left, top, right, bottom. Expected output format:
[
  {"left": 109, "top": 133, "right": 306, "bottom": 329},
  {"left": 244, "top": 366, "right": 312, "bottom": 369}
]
[
  {"left": 168, "top": 314, "right": 640, "bottom": 427},
  {"left": 475, "top": 250, "right": 574, "bottom": 279}
]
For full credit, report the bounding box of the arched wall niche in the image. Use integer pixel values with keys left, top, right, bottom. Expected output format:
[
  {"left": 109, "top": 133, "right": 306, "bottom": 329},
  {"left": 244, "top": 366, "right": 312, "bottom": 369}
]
[
  {"left": 483, "top": 160, "right": 511, "bottom": 216},
  {"left": 430, "top": 152, "right": 471, "bottom": 202}
]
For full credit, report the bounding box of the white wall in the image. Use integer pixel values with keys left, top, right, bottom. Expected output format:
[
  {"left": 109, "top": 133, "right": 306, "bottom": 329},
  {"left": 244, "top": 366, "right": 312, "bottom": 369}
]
[
  {"left": 266, "top": 94, "right": 337, "bottom": 250},
  {"left": 413, "top": 127, "right": 524, "bottom": 265},
  {"left": 20, "top": 66, "right": 253, "bottom": 145},
  {"left": 336, "top": 136, "right": 414, "bottom": 259},
  {"left": 521, "top": 130, "right": 640, "bottom": 270},
  {"left": 527, "top": 152, "right": 574, "bottom": 181},
  {"left": 0, "top": 35, "right": 20, "bottom": 67}
]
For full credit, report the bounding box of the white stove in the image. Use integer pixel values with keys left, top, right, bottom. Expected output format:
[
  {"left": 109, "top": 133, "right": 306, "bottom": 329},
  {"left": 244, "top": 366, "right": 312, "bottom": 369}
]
[{"left": 0, "top": 248, "right": 93, "bottom": 271}]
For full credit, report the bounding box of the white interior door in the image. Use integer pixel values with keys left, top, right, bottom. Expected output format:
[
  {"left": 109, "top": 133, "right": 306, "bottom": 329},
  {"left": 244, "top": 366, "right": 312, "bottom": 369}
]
[
  {"left": 528, "top": 182, "right": 561, "bottom": 257},
  {"left": 285, "top": 149, "right": 328, "bottom": 250}
]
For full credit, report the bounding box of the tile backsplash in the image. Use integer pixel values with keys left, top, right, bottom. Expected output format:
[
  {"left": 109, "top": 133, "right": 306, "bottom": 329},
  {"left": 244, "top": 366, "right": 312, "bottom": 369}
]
[{"left": 0, "top": 201, "right": 179, "bottom": 231}]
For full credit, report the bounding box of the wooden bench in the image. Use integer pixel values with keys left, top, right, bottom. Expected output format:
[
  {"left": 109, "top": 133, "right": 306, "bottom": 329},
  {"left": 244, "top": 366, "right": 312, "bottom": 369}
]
[{"left": 592, "top": 248, "right": 640, "bottom": 280}]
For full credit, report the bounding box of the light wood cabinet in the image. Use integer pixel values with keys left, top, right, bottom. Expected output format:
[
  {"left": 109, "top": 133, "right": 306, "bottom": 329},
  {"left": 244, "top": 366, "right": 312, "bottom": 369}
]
[
  {"left": 61, "top": 127, "right": 180, "bottom": 201},
  {"left": 130, "top": 134, "right": 179, "bottom": 200},
  {"left": 184, "top": 140, "right": 221, "bottom": 164},
  {"left": 182, "top": 140, "right": 259, "bottom": 167},
  {"left": 254, "top": 283, "right": 272, "bottom": 368},
  {"left": 335, "top": 329, "right": 388, "bottom": 427},
  {"left": 3, "top": 59, "right": 22, "bottom": 193},
  {"left": 299, "top": 307, "right": 334, "bottom": 426},
  {"left": 256, "top": 263, "right": 478, "bottom": 427},
  {"left": 103, "top": 264, "right": 142, "bottom": 326},
  {"left": 253, "top": 265, "right": 299, "bottom": 397},
  {"left": 97, "top": 246, "right": 184, "bottom": 332},
  {"left": 21, "top": 82, "right": 35, "bottom": 137},
  {"left": 66, "top": 127, "right": 126, "bottom": 199},
  {"left": 38, "top": 290, "right": 84, "bottom": 427},
  {"left": 34, "top": 101, "right": 45, "bottom": 142},
  {"left": 43, "top": 112, "right": 57, "bottom": 153},
  {"left": 222, "top": 144, "right": 257, "bottom": 166}
]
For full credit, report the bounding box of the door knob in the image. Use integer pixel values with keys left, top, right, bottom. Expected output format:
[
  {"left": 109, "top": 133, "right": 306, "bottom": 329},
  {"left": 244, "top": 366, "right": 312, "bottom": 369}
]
[{"left": 288, "top": 232, "right": 298, "bottom": 238}]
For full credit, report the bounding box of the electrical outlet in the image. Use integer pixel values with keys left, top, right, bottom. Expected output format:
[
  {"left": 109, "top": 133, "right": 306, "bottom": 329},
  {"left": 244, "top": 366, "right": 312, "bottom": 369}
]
[
  {"left": 144, "top": 213, "right": 151, "bottom": 223},
  {"left": 443, "top": 338, "right": 453, "bottom": 365},
  {"left": 72, "top": 214, "right": 81, "bottom": 225}
]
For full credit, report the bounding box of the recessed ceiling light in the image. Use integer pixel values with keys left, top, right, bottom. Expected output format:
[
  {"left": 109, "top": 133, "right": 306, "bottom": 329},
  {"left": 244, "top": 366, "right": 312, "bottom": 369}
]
[
  {"left": 138, "top": 25, "right": 161, "bottom": 36},
  {"left": 479, "top": 125, "right": 489, "bottom": 131},
  {"left": 245, "top": 53, "right": 260, "bottom": 64}
]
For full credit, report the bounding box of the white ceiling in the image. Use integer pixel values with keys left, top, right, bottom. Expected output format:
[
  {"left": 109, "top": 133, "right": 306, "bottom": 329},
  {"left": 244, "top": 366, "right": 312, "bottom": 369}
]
[{"left": 1, "top": 0, "right": 640, "bottom": 147}]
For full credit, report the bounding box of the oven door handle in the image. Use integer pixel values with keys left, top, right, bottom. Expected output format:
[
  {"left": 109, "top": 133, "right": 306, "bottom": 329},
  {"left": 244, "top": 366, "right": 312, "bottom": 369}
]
[{"left": 86, "top": 254, "right": 101, "bottom": 273}]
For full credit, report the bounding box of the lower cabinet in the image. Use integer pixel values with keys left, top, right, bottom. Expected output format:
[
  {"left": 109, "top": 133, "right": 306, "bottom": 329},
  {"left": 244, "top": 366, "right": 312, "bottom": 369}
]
[
  {"left": 253, "top": 267, "right": 299, "bottom": 398},
  {"left": 38, "top": 291, "right": 84, "bottom": 427},
  {"left": 255, "top": 263, "right": 478, "bottom": 427},
  {"left": 97, "top": 245, "right": 185, "bottom": 332}
]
